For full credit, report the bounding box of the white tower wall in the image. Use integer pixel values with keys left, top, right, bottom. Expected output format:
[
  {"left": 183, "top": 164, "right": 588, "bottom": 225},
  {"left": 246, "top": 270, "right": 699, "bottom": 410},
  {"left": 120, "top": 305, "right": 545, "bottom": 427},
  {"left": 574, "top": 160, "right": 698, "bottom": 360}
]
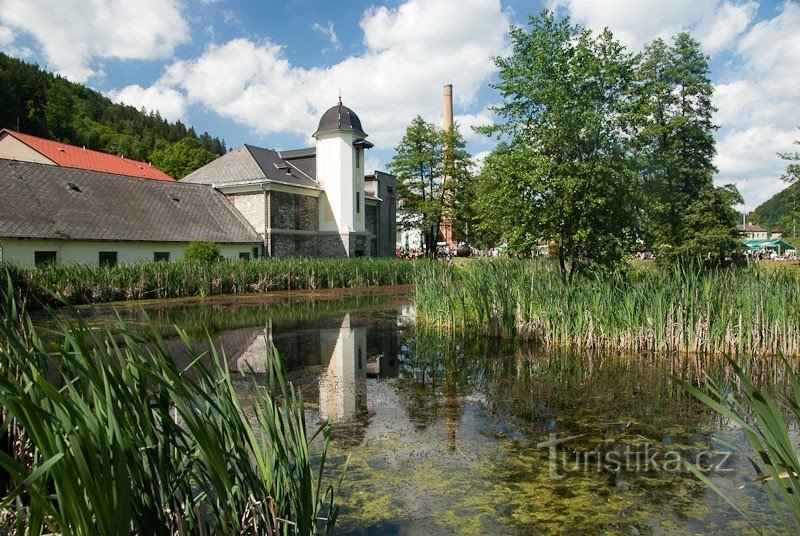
[{"left": 315, "top": 132, "right": 365, "bottom": 234}]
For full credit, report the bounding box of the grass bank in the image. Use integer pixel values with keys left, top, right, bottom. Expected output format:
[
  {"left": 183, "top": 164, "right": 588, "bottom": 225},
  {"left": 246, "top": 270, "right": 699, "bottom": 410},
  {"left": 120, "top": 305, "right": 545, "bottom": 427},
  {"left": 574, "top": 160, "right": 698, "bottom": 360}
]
[
  {"left": 0, "top": 280, "right": 343, "bottom": 534},
  {"left": 412, "top": 259, "right": 800, "bottom": 356},
  {"left": 6, "top": 257, "right": 416, "bottom": 307}
]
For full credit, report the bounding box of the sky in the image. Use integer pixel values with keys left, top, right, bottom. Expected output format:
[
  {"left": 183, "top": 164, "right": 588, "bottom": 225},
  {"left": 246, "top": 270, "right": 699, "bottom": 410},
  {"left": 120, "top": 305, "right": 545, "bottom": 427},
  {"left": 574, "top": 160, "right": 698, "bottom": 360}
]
[{"left": 0, "top": 0, "right": 797, "bottom": 210}]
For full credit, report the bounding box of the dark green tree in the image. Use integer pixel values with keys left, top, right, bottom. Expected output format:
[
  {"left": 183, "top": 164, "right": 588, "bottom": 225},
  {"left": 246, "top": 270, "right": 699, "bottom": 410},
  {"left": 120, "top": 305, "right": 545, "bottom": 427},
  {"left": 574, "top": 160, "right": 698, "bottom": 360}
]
[
  {"left": 388, "top": 116, "right": 472, "bottom": 255},
  {"left": 678, "top": 184, "right": 743, "bottom": 258},
  {"left": 636, "top": 33, "right": 738, "bottom": 259},
  {"left": 476, "top": 12, "right": 641, "bottom": 279},
  {"left": 153, "top": 138, "right": 219, "bottom": 179}
]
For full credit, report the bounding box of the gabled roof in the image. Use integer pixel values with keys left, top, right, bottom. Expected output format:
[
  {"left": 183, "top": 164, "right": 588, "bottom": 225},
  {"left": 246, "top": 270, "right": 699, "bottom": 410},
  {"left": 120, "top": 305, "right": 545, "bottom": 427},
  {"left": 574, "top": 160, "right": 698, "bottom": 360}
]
[
  {"left": 182, "top": 144, "right": 320, "bottom": 189},
  {"left": 0, "top": 129, "right": 174, "bottom": 181},
  {"left": 0, "top": 160, "right": 259, "bottom": 243}
]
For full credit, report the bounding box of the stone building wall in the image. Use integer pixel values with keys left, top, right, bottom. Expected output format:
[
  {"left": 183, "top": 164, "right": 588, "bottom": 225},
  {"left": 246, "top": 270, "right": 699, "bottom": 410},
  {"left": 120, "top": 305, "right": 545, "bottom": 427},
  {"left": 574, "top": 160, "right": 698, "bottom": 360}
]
[
  {"left": 270, "top": 233, "right": 347, "bottom": 258},
  {"left": 365, "top": 205, "right": 378, "bottom": 257},
  {"left": 270, "top": 191, "right": 318, "bottom": 231},
  {"left": 229, "top": 193, "right": 265, "bottom": 237}
]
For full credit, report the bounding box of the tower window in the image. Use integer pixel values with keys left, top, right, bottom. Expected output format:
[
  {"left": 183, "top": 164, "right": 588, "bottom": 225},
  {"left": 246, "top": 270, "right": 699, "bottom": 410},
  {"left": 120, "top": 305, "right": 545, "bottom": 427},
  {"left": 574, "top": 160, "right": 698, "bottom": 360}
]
[
  {"left": 356, "top": 148, "right": 360, "bottom": 169},
  {"left": 356, "top": 192, "right": 361, "bottom": 214}
]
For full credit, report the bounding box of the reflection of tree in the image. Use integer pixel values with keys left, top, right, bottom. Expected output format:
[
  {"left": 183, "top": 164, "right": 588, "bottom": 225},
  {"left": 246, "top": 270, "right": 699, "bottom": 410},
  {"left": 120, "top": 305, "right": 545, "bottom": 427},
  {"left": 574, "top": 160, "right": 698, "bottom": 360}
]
[
  {"left": 482, "top": 346, "right": 714, "bottom": 443},
  {"left": 393, "top": 330, "right": 494, "bottom": 443}
]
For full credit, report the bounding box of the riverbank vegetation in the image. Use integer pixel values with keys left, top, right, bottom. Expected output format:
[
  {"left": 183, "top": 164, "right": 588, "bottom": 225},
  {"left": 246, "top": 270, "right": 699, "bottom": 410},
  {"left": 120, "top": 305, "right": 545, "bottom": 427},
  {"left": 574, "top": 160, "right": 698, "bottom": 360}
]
[
  {"left": 0, "top": 280, "right": 342, "bottom": 534},
  {"left": 6, "top": 257, "right": 415, "bottom": 308},
  {"left": 412, "top": 260, "right": 800, "bottom": 356}
]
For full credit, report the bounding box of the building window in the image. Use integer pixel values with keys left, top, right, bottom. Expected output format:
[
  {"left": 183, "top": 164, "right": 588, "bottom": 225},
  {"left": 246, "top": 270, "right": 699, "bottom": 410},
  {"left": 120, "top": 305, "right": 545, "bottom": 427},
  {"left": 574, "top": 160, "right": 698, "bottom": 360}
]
[
  {"left": 356, "top": 192, "right": 361, "bottom": 214},
  {"left": 99, "top": 251, "right": 117, "bottom": 267},
  {"left": 356, "top": 148, "right": 360, "bottom": 169},
  {"left": 252, "top": 247, "right": 259, "bottom": 259},
  {"left": 239, "top": 252, "right": 251, "bottom": 261},
  {"left": 154, "top": 252, "right": 170, "bottom": 262},
  {"left": 34, "top": 251, "right": 57, "bottom": 265}
]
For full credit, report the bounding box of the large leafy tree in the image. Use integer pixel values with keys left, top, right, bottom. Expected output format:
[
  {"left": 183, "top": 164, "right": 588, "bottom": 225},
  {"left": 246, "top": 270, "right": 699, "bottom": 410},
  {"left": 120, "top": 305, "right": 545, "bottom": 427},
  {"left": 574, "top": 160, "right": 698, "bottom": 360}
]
[
  {"left": 388, "top": 116, "right": 472, "bottom": 255},
  {"left": 636, "top": 34, "right": 740, "bottom": 258},
  {"left": 475, "top": 12, "right": 641, "bottom": 280}
]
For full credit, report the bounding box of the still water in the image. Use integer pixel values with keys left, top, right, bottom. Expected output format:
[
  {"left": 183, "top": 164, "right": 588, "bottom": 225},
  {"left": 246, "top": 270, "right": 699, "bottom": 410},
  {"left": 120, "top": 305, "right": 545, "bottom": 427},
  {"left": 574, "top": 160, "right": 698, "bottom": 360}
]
[{"left": 56, "top": 290, "right": 783, "bottom": 535}]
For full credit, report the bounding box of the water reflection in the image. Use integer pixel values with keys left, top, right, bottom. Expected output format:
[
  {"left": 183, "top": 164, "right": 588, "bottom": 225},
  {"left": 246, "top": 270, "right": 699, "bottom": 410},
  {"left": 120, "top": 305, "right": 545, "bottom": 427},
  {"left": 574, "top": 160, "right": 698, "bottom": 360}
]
[{"left": 48, "top": 297, "right": 789, "bottom": 534}]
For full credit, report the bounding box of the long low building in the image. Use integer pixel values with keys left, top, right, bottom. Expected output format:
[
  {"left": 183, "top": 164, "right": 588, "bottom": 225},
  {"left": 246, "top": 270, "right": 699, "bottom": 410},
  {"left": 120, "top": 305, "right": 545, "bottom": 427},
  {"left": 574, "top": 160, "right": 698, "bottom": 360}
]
[
  {"left": 0, "top": 100, "right": 396, "bottom": 266},
  {"left": 0, "top": 159, "right": 261, "bottom": 265}
]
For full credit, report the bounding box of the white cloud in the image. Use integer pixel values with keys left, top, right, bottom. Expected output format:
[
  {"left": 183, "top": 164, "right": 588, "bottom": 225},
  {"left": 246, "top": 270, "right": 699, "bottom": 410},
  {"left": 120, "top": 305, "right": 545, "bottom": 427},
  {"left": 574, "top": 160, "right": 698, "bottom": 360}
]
[
  {"left": 547, "top": 0, "right": 756, "bottom": 54},
  {"left": 106, "top": 84, "right": 187, "bottom": 122},
  {"left": 127, "top": 0, "right": 509, "bottom": 151},
  {"left": 455, "top": 110, "right": 495, "bottom": 144},
  {"left": 0, "top": 25, "right": 12, "bottom": 45},
  {"left": 713, "top": 2, "right": 800, "bottom": 209},
  {"left": 312, "top": 21, "right": 340, "bottom": 50},
  {"left": 0, "top": 0, "right": 190, "bottom": 82},
  {"left": 364, "top": 156, "right": 382, "bottom": 175},
  {"left": 694, "top": 1, "right": 757, "bottom": 55}
]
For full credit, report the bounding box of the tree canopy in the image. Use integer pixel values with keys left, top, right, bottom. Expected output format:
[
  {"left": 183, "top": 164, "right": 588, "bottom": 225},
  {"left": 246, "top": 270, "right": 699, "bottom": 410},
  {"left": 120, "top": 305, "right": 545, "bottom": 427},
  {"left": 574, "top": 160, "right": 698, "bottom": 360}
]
[
  {"left": 388, "top": 116, "right": 472, "bottom": 255},
  {"left": 469, "top": 12, "right": 743, "bottom": 274},
  {"left": 474, "top": 12, "right": 641, "bottom": 279},
  {"left": 150, "top": 138, "right": 219, "bottom": 180}
]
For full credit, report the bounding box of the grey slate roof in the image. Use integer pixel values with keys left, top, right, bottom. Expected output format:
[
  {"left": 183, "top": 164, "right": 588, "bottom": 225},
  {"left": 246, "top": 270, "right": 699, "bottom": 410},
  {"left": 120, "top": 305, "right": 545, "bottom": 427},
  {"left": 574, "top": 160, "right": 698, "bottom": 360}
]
[
  {"left": 0, "top": 159, "right": 260, "bottom": 243},
  {"left": 182, "top": 144, "right": 320, "bottom": 189},
  {"left": 313, "top": 103, "right": 367, "bottom": 138}
]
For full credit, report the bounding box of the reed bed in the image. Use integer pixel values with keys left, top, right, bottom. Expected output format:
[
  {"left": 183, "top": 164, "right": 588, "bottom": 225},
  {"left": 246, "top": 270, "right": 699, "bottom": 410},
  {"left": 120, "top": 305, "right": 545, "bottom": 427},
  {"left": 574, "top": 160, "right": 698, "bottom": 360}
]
[
  {"left": 7, "top": 257, "right": 416, "bottom": 307},
  {"left": 412, "top": 260, "right": 800, "bottom": 357},
  {"left": 0, "top": 277, "right": 344, "bottom": 534}
]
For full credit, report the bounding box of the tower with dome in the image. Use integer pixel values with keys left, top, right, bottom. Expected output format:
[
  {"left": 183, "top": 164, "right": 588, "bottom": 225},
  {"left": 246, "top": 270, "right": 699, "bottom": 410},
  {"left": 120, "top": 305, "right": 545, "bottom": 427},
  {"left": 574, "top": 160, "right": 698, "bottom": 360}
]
[{"left": 182, "top": 100, "right": 396, "bottom": 258}]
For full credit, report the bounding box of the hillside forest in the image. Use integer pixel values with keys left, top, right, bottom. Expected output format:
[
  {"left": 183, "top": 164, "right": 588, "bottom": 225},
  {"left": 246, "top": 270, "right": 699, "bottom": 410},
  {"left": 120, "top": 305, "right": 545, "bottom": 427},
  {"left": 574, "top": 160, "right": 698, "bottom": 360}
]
[{"left": 0, "top": 52, "right": 222, "bottom": 178}]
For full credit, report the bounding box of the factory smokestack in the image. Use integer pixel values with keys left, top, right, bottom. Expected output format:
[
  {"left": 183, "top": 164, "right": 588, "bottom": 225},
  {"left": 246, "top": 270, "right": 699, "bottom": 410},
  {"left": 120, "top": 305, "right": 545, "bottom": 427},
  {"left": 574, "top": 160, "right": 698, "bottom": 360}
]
[
  {"left": 443, "top": 84, "right": 453, "bottom": 133},
  {"left": 441, "top": 84, "right": 456, "bottom": 248}
]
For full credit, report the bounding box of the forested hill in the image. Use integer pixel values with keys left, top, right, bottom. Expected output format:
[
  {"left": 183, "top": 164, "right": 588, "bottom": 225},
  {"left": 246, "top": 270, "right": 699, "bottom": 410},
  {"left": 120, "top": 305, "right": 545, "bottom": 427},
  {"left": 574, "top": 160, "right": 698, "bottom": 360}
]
[
  {"left": 752, "top": 181, "right": 800, "bottom": 229},
  {"left": 0, "top": 52, "right": 223, "bottom": 178}
]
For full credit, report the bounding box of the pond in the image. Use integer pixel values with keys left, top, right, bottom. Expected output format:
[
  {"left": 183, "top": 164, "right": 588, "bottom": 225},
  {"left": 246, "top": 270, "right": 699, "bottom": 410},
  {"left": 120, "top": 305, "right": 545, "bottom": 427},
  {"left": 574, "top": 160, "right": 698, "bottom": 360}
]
[{"left": 47, "top": 289, "right": 785, "bottom": 534}]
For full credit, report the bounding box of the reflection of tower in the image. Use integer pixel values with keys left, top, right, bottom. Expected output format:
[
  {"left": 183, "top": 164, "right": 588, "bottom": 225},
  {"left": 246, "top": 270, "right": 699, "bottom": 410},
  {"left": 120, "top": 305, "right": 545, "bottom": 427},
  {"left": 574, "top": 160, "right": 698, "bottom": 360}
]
[
  {"left": 318, "top": 314, "right": 368, "bottom": 422},
  {"left": 440, "top": 84, "right": 456, "bottom": 248}
]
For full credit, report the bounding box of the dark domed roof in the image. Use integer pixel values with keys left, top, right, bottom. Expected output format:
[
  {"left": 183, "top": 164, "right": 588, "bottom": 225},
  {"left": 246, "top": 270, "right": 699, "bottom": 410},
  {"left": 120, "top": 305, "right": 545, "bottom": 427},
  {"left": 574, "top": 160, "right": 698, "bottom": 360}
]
[{"left": 313, "top": 100, "right": 367, "bottom": 137}]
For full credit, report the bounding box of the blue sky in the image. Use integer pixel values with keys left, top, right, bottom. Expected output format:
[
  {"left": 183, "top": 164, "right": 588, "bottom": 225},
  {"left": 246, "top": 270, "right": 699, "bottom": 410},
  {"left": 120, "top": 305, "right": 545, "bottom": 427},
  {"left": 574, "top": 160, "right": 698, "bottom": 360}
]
[{"left": 0, "top": 0, "right": 798, "bottom": 209}]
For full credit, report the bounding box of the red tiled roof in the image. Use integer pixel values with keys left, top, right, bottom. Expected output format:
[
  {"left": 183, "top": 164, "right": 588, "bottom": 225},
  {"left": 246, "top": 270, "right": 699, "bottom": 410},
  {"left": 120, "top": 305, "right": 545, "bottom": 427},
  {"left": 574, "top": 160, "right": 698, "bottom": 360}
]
[{"left": 0, "top": 129, "right": 174, "bottom": 181}]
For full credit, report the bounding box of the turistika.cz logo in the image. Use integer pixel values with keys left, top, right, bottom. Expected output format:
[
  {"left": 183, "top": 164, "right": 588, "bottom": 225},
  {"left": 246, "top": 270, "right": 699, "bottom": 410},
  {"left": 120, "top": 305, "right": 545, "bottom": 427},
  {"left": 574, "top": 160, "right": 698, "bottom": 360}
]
[{"left": 537, "top": 433, "right": 735, "bottom": 480}]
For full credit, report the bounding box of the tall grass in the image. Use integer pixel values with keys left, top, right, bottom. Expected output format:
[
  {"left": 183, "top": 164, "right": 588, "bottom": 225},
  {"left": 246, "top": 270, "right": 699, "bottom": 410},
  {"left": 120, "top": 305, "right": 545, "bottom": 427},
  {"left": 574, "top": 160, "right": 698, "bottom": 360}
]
[
  {"left": 677, "top": 360, "right": 800, "bottom": 533},
  {"left": 412, "top": 259, "right": 800, "bottom": 356},
  {"left": 0, "top": 276, "right": 344, "bottom": 534},
  {"left": 6, "top": 257, "right": 417, "bottom": 307}
]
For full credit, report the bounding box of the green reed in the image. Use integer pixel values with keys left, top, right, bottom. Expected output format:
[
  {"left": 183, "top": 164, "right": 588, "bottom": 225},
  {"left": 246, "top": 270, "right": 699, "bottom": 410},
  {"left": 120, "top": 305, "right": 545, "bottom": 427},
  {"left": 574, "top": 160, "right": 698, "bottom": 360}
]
[
  {"left": 412, "top": 259, "right": 800, "bottom": 356},
  {"left": 0, "top": 276, "right": 344, "bottom": 534},
  {"left": 678, "top": 359, "right": 800, "bottom": 533},
  {"left": 6, "top": 257, "right": 417, "bottom": 308}
]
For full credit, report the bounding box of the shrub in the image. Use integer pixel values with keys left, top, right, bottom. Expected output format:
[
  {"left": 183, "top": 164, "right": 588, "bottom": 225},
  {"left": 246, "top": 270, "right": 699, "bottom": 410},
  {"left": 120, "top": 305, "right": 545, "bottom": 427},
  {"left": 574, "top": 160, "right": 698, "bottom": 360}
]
[{"left": 183, "top": 241, "right": 222, "bottom": 263}]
